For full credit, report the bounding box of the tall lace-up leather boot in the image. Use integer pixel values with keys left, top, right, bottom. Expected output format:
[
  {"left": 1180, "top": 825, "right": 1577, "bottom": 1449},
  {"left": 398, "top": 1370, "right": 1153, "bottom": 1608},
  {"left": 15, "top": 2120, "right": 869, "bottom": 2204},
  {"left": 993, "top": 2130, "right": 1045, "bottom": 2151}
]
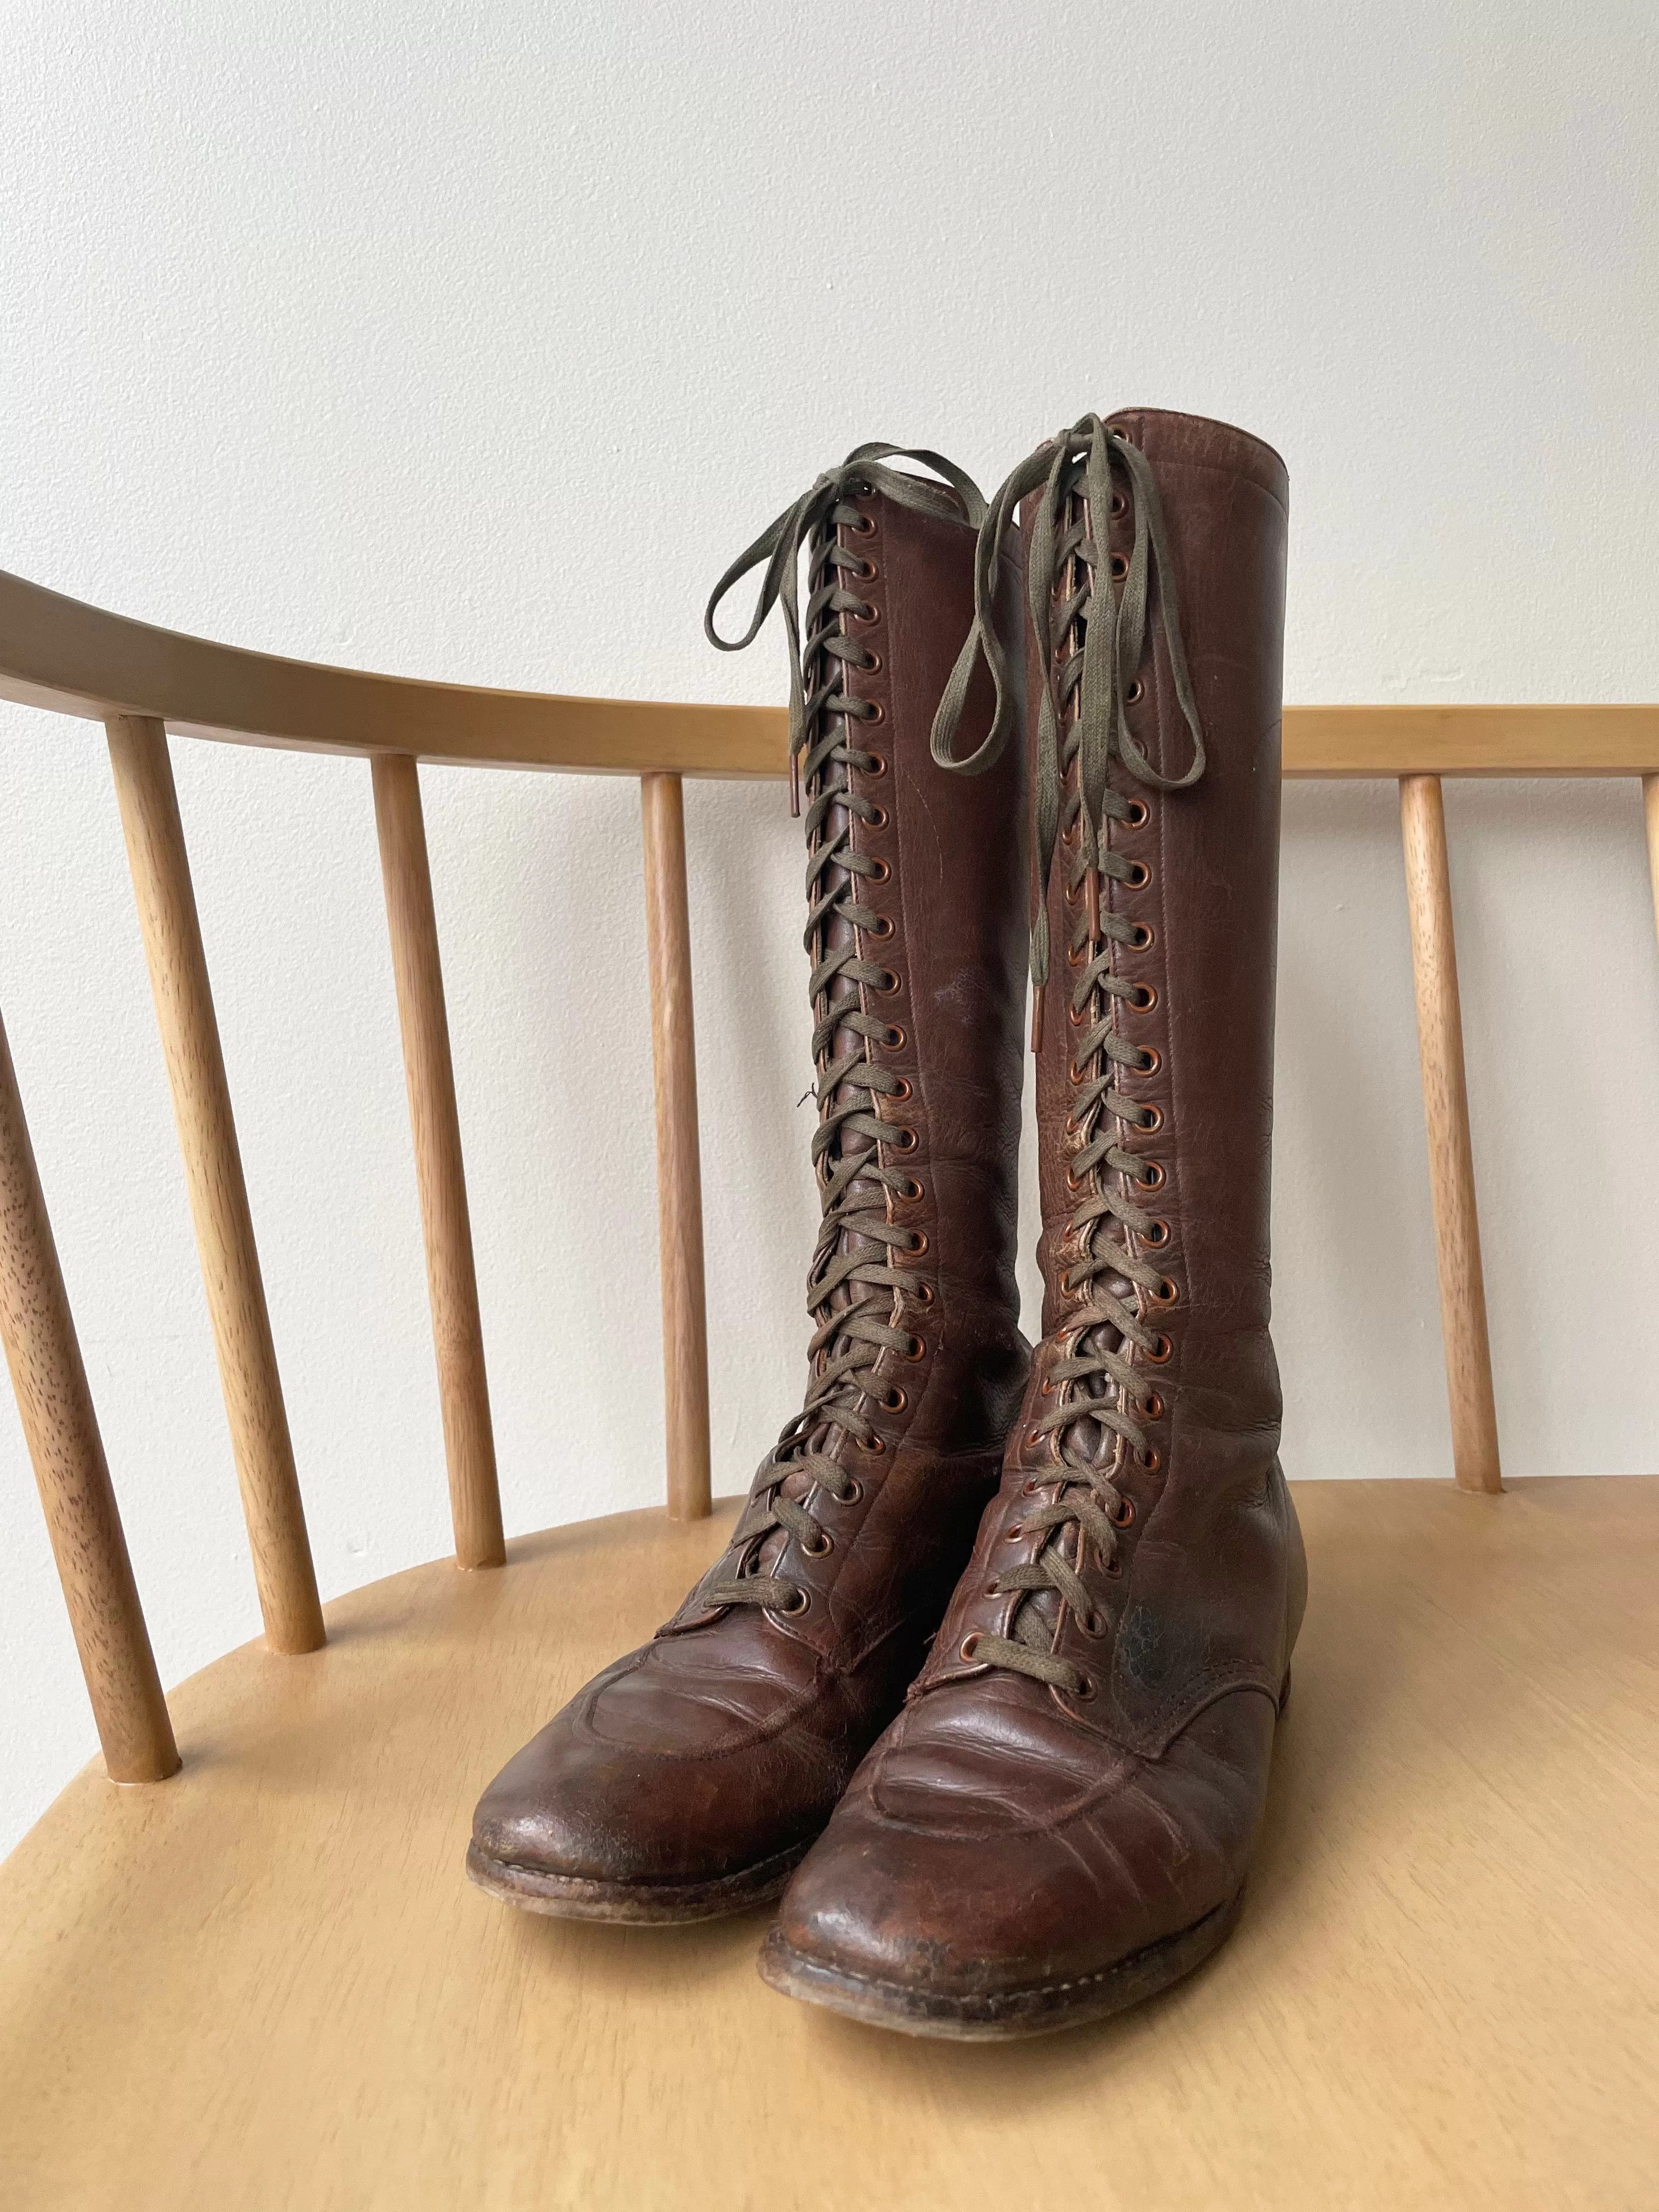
[
  {"left": 763, "top": 408, "right": 1306, "bottom": 2031},
  {"left": 468, "top": 447, "right": 1030, "bottom": 1921}
]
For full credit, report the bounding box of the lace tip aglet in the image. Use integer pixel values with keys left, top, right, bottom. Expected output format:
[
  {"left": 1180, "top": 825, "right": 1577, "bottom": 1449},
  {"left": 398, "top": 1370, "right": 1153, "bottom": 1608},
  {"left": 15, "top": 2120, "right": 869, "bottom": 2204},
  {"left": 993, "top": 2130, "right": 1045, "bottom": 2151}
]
[
  {"left": 788, "top": 749, "right": 802, "bottom": 819},
  {"left": 1030, "top": 982, "right": 1046, "bottom": 1055}
]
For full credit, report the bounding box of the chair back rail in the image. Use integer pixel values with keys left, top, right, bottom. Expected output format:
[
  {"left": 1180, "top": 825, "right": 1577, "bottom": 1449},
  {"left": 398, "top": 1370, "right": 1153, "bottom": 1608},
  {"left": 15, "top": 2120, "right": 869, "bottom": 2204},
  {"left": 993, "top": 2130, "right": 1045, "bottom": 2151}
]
[{"left": 2, "top": 568, "right": 1657, "bottom": 1780}]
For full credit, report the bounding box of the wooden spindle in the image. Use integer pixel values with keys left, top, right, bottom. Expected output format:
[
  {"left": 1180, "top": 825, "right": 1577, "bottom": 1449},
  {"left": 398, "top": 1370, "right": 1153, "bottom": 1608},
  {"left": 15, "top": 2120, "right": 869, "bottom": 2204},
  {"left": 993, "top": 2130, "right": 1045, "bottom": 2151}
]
[
  {"left": 370, "top": 754, "right": 504, "bottom": 1570},
  {"left": 1400, "top": 775, "right": 1503, "bottom": 1495},
  {"left": 0, "top": 1005, "right": 179, "bottom": 1781},
  {"left": 640, "top": 772, "right": 712, "bottom": 1521},
  {"left": 105, "top": 714, "right": 324, "bottom": 1650},
  {"left": 1643, "top": 775, "right": 1659, "bottom": 964}
]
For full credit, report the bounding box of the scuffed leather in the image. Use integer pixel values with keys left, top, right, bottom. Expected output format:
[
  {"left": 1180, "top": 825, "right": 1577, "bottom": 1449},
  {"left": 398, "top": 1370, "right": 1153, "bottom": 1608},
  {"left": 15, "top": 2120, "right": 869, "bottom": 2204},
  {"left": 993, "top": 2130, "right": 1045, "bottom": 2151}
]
[
  {"left": 472, "top": 484, "right": 1031, "bottom": 1892},
  {"left": 776, "top": 409, "right": 1308, "bottom": 2000}
]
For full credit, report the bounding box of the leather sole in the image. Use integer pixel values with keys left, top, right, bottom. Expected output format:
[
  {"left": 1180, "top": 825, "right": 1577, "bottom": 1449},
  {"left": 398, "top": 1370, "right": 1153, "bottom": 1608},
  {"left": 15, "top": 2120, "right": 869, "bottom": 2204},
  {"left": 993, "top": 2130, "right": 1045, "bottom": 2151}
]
[
  {"left": 757, "top": 1882, "right": 1246, "bottom": 2039},
  {"left": 464, "top": 1837, "right": 812, "bottom": 1925}
]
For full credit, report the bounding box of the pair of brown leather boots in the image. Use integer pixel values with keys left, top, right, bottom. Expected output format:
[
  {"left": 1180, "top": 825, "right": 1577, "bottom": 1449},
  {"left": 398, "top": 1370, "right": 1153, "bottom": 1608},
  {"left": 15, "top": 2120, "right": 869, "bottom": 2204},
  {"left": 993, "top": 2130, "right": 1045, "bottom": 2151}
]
[{"left": 468, "top": 407, "right": 1306, "bottom": 2040}]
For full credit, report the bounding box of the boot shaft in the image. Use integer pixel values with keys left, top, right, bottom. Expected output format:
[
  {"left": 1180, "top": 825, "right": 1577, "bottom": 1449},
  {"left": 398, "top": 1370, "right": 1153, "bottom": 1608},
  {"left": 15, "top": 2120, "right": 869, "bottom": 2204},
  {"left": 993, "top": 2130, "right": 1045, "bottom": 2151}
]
[
  {"left": 827, "top": 482, "right": 1030, "bottom": 1454},
  {"left": 1028, "top": 409, "right": 1288, "bottom": 1381}
]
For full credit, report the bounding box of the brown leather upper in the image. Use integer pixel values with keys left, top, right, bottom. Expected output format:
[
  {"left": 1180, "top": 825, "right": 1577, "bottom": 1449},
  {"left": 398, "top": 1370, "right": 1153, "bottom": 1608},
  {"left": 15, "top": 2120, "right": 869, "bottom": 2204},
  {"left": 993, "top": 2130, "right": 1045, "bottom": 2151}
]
[
  {"left": 775, "top": 409, "right": 1307, "bottom": 2002},
  {"left": 472, "top": 482, "right": 1031, "bottom": 1894}
]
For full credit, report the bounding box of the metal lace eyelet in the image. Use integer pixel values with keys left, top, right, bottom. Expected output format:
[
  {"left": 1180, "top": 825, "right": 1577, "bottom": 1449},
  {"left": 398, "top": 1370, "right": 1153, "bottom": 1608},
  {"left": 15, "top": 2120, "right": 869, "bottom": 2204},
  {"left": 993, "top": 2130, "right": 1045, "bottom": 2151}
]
[
  {"left": 960, "top": 1634, "right": 983, "bottom": 1662},
  {"left": 849, "top": 512, "right": 876, "bottom": 537},
  {"left": 1136, "top": 1046, "right": 1161, "bottom": 1076},
  {"left": 1021, "top": 1477, "right": 1040, "bottom": 1497},
  {"left": 899, "top": 1175, "right": 923, "bottom": 1201},
  {"left": 867, "top": 913, "right": 894, "bottom": 939},
  {"left": 1113, "top": 1494, "right": 1137, "bottom": 1526},
  {"left": 803, "top": 1530, "right": 833, "bottom": 1556},
  {"left": 1136, "top": 1160, "right": 1166, "bottom": 1190},
  {"left": 890, "top": 1126, "right": 919, "bottom": 1154},
  {"left": 865, "top": 751, "right": 888, "bottom": 776},
  {"left": 851, "top": 601, "right": 879, "bottom": 625},
  {"left": 1079, "top": 1609, "right": 1107, "bottom": 1638},
  {"left": 1109, "top": 552, "right": 1128, "bottom": 581},
  {"left": 1139, "top": 1392, "right": 1164, "bottom": 1423},
  {"left": 1111, "top": 422, "right": 1136, "bottom": 445},
  {"left": 1005, "top": 1522, "right": 1024, "bottom": 1541},
  {"left": 889, "top": 1075, "right": 913, "bottom": 1102},
  {"left": 862, "top": 699, "right": 886, "bottom": 725},
  {"left": 1150, "top": 1276, "right": 1179, "bottom": 1306},
  {"left": 1071, "top": 1671, "right": 1099, "bottom": 1700},
  {"left": 1126, "top": 797, "right": 1149, "bottom": 825},
  {"left": 1026, "top": 1427, "right": 1042, "bottom": 1451},
  {"left": 1147, "top": 1332, "right": 1173, "bottom": 1364},
  {"left": 865, "top": 1432, "right": 887, "bottom": 1455},
  {"left": 1136, "top": 1446, "right": 1161, "bottom": 1472},
  {"left": 1142, "top": 1219, "right": 1170, "bottom": 1248},
  {"left": 883, "top": 1022, "right": 905, "bottom": 1049},
  {"left": 879, "top": 1384, "right": 907, "bottom": 1414},
  {"left": 873, "top": 966, "right": 901, "bottom": 995},
  {"left": 904, "top": 1333, "right": 926, "bottom": 1361},
  {"left": 1110, "top": 490, "right": 1127, "bottom": 517},
  {"left": 1103, "top": 1555, "right": 1123, "bottom": 1578},
  {"left": 985, "top": 1581, "right": 1000, "bottom": 1599},
  {"left": 1066, "top": 940, "right": 1088, "bottom": 968},
  {"left": 855, "top": 557, "right": 878, "bottom": 581},
  {"left": 866, "top": 856, "right": 891, "bottom": 885},
  {"left": 905, "top": 1227, "right": 928, "bottom": 1254},
  {"left": 837, "top": 1477, "right": 865, "bottom": 1505},
  {"left": 1130, "top": 983, "right": 1158, "bottom": 1011},
  {"left": 1139, "top": 1103, "right": 1165, "bottom": 1132},
  {"left": 862, "top": 649, "right": 883, "bottom": 673},
  {"left": 1126, "top": 860, "right": 1151, "bottom": 890},
  {"left": 779, "top": 1588, "right": 810, "bottom": 1616},
  {"left": 864, "top": 804, "right": 889, "bottom": 832},
  {"left": 1130, "top": 921, "right": 1155, "bottom": 951},
  {"left": 1126, "top": 679, "right": 1144, "bottom": 707},
  {"left": 914, "top": 1281, "right": 935, "bottom": 1306},
  {"left": 1068, "top": 997, "right": 1088, "bottom": 1029}
]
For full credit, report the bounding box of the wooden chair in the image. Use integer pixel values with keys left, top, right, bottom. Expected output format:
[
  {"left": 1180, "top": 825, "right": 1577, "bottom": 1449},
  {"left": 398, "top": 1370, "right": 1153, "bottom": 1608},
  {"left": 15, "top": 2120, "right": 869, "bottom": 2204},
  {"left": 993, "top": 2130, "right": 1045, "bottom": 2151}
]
[{"left": 2, "top": 566, "right": 1656, "bottom": 2208}]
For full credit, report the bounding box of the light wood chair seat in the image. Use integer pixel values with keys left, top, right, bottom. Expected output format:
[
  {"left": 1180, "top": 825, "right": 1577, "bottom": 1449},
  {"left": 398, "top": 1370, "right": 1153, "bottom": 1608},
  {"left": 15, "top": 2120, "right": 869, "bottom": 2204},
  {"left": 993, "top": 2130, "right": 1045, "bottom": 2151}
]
[{"left": 4, "top": 1473, "right": 1656, "bottom": 2211}]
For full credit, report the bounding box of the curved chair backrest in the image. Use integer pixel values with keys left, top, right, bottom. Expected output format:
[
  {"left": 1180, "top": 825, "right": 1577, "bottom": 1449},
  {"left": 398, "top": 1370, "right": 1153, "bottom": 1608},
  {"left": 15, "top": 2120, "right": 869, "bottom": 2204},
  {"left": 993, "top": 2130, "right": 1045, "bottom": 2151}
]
[{"left": 3, "top": 565, "right": 1657, "bottom": 1791}]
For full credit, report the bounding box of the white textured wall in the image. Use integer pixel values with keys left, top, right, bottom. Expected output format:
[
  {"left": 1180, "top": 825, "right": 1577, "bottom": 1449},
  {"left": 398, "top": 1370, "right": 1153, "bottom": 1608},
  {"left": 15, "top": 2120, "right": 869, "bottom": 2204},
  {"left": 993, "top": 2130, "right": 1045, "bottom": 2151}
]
[{"left": 3, "top": 1, "right": 1656, "bottom": 1857}]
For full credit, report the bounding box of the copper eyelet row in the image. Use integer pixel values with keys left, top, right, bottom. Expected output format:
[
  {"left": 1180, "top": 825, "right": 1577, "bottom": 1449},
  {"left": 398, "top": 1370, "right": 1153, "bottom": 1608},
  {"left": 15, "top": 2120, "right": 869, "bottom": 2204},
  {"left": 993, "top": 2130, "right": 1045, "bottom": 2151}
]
[
  {"left": 1112, "top": 1495, "right": 1137, "bottom": 1526},
  {"left": 802, "top": 1530, "right": 832, "bottom": 1557},
  {"left": 849, "top": 512, "right": 876, "bottom": 537},
  {"left": 881, "top": 1385, "right": 907, "bottom": 1414},
  {"left": 1125, "top": 859, "right": 1152, "bottom": 890},
  {"left": 1126, "top": 796, "right": 1148, "bottom": 825},
  {"left": 1137, "top": 1046, "right": 1161, "bottom": 1076},
  {"left": 1141, "top": 1218, "right": 1171, "bottom": 1248},
  {"left": 1140, "top": 1391, "right": 1164, "bottom": 1421},
  {"left": 868, "top": 856, "right": 891, "bottom": 884},
  {"left": 1146, "top": 1331, "right": 1173, "bottom": 1364},
  {"left": 1130, "top": 983, "right": 1158, "bottom": 1012},
  {"left": 1109, "top": 552, "right": 1128, "bottom": 581},
  {"left": 1126, "top": 679, "right": 1144, "bottom": 707}
]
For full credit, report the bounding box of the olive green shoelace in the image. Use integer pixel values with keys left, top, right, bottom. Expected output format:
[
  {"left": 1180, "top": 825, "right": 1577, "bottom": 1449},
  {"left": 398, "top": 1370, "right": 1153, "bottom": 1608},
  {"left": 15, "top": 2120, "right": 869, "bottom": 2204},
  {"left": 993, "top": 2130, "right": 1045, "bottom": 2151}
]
[
  {"left": 701, "top": 448, "right": 989, "bottom": 1611},
  {"left": 932, "top": 416, "right": 1207, "bottom": 1695}
]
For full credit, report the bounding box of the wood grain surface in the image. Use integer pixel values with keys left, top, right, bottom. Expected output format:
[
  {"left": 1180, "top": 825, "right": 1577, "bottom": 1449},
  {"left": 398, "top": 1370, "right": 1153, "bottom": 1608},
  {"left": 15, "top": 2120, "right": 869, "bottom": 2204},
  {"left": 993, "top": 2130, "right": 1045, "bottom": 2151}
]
[
  {"left": 640, "top": 772, "right": 712, "bottom": 1520},
  {"left": 0, "top": 1008, "right": 178, "bottom": 1782},
  {"left": 371, "top": 754, "right": 504, "bottom": 1568},
  {"left": 1399, "top": 775, "right": 1503, "bottom": 1493},
  {"left": 3, "top": 1477, "right": 1657, "bottom": 2211},
  {"left": 105, "top": 714, "right": 325, "bottom": 1650},
  {"left": 6, "top": 568, "right": 1658, "bottom": 779}
]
